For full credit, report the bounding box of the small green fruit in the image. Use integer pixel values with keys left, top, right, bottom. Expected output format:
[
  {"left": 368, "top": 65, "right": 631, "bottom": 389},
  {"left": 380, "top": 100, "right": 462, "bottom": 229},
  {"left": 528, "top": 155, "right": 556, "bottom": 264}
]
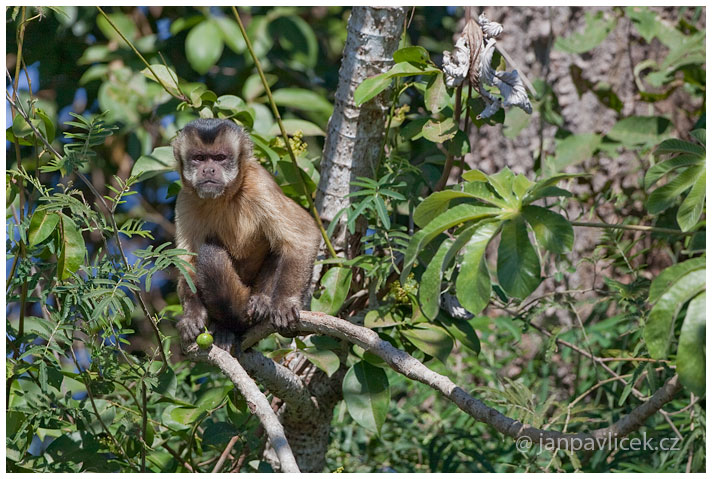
[{"left": 197, "top": 332, "right": 214, "bottom": 349}]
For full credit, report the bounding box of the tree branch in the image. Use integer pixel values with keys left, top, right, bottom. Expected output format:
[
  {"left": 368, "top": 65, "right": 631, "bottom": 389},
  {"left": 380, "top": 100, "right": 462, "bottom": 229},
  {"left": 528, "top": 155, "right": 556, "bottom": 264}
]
[
  {"left": 187, "top": 345, "right": 300, "bottom": 473},
  {"left": 236, "top": 348, "right": 319, "bottom": 416},
  {"left": 241, "top": 311, "right": 683, "bottom": 451}
]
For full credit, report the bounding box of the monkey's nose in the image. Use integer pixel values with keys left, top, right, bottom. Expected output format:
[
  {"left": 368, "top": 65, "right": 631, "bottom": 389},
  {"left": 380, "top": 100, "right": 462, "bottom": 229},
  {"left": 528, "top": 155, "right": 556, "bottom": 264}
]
[{"left": 204, "top": 166, "right": 216, "bottom": 175}]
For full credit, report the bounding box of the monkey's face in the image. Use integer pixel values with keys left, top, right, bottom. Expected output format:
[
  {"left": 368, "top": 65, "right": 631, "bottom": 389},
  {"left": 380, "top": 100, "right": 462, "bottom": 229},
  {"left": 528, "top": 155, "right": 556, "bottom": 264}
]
[
  {"left": 173, "top": 119, "right": 248, "bottom": 199},
  {"left": 183, "top": 149, "right": 237, "bottom": 199}
]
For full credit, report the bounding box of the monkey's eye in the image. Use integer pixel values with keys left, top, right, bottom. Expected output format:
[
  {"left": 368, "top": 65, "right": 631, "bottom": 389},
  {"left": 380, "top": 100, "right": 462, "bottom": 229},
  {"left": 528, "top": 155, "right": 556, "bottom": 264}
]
[
  {"left": 215, "top": 154, "right": 226, "bottom": 161},
  {"left": 194, "top": 155, "right": 205, "bottom": 162}
]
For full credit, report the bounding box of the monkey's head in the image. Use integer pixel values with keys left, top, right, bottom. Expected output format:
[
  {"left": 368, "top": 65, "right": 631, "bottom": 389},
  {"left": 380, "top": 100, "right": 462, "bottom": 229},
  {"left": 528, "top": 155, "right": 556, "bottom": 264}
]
[{"left": 172, "top": 119, "right": 251, "bottom": 199}]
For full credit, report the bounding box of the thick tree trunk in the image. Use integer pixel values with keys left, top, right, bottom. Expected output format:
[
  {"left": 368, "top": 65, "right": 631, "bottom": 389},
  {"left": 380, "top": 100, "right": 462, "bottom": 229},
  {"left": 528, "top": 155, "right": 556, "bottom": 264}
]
[
  {"left": 316, "top": 6, "right": 406, "bottom": 257},
  {"left": 266, "top": 7, "right": 406, "bottom": 472}
]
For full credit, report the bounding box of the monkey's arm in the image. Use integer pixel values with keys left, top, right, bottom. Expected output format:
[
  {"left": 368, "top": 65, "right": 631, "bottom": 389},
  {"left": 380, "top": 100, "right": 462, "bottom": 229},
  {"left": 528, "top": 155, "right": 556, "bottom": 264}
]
[
  {"left": 259, "top": 194, "right": 322, "bottom": 329},
  {"left": 176, "top": 262, "right": 209, "bottom": 345}
]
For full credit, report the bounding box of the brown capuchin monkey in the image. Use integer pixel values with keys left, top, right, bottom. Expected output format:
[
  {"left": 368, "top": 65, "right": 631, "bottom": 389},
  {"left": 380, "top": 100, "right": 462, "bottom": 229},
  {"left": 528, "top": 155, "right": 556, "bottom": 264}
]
[{"left": 172, "top": 118, "right": 321, "bottom": 347}]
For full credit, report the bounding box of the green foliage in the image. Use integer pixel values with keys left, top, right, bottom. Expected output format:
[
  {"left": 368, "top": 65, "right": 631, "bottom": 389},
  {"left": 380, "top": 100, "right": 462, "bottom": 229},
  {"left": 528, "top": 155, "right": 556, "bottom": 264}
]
[
  {"left": 645, "top": 130, "right": 706, "bottom": 231},
  {"left": 554, "top": 10, "right": 617, "bottom": 54},
  {"left": 6, "top": 6, "right": 706, "bottom": 474},
  {"left": 403, "top": 169, "right": 578, "bottom": 314},
  {"left": 342, "top": 361, "right": 390, "bottom": 434}
]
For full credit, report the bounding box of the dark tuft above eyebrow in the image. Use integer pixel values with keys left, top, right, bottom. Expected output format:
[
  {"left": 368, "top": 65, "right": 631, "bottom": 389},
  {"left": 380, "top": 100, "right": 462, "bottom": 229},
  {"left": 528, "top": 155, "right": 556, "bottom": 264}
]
[{"left": 182, "top": 119, "right": 242, "bottom": 145}]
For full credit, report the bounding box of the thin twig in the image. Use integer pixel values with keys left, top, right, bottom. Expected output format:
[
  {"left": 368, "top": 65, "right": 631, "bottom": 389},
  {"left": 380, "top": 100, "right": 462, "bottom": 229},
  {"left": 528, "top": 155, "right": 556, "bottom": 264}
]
[
  {"left": 211, "top": 435, "right": 240, "bottom": 473},
  {"left": 434, "top": 84, "right": 463, "bottom": 192},
  {"left": 95, "top": 7, "right": 188, "bottom": 102},
  {"left": 571, "top": 221, "right": 695, "bottom": 236}
]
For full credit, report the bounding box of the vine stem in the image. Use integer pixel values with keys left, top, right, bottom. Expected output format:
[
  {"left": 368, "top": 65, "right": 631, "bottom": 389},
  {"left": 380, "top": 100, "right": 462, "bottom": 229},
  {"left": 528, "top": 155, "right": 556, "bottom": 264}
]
[
  {"left": 95, "top": 7, "right": 188, "bottom": 102},
  {"left": 433, "top": 83, "right": 463, "bottom": 192},
  {"left": 232, "top": 6, "right": 337, "bottom": 259},
  {"left": 570, "top": 221, "right": 696, "bottom": 236}
]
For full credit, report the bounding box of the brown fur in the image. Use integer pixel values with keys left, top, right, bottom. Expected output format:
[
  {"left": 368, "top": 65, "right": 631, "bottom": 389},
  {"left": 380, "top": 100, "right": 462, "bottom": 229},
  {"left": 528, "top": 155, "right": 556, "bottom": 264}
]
[{"left": 172, "top": 119, "right": 321, "bottom": 345}]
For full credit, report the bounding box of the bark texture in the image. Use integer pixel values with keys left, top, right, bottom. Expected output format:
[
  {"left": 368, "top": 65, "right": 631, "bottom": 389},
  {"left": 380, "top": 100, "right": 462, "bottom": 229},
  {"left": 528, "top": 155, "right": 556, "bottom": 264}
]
[
  {"left": 316, "top": 6, "right": 407, "bottom": 256},
  {"left": 266, "top": 7, "right": 407, "bottom": 472}
]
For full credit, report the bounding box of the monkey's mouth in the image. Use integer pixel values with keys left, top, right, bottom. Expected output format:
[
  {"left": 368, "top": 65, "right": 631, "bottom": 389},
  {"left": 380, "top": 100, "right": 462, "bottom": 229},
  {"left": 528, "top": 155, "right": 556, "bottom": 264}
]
[{"left": 199, "top": 179, "right": 221, "bottom": 186}]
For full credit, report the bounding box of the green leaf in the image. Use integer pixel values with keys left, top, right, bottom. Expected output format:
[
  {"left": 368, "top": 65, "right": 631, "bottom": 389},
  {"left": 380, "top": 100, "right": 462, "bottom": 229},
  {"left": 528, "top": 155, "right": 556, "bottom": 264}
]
[
  {"left": 354, "top": 61, "right": 440, "bottom": 106},
  {"left": 486, "top": 168, "right": 517, "bottom": 205},
  {"left": 552, "top": 133, "right": 601, "bottom": 172},
  {"left": 646, "top": 164, "right": 704, "bottom": 214},
  {"left": 97, "top": 12, "right": 137, "bottom": 43},
  {"left": 393, "top": 46, "right": 431, "bottom": 64},
  {"left": 268, "top": 15, "right": 318, "bottom": 70},
  {"left": 268, "top": 119, "right": 325, "bottom": 137},
  {"left": 196, "top": 384, "right": 233, "bottom": 411},
  {"left": 186, "top": 20, "right": 224, "bottom": 75},
  {"left": 28, "top": 210, "right": 60, "bottom": 247},
  {"left": 497, "top": 215, "right": 541, "bottom": 298},
  {"left": 401, "top": 324, "right": 453, "bottom": 364},
  {"left": 648, "top": 257, "right": 705, "bottom": 303},
  {"left": 654, "top": 138, "right": 706, "bottom": 157},
  {"left": 131, "top": 146, "right": 176, "bottom": 180},
  {"left": 311, "top": 267, "right": 353, "bottom": 316},
  {"left": 301, "top": 348, "right": 340, "bottom": 377},
  {"left": 420, "top": 238, "right": 454, "bottom": 320},
  {"left": 425, "top": 73, "right": 449, "bottom": 113},
  {"left": 6, "top": 410, "right": 26, "bottom": 438},
  {"left": 625, "top": 6, "right": 659, "bottom": 43},
  {"left": 455, "top": 222, "right": 499, "bottom": 315},
  {"left": 607, "top": 116, "right": 672, "bottom": 147},
  {"left": 214, "top": 93, "right": 246, "bottom": 111},
  {"left": 644, "top": 154, "right": 703, "bottom": 190},
  {"left": 57, "top": 215, "right": 85, "bottom": 281},
  {"left": 438, "top": 316, "right": 480, "bottom": 354},
  {"left": 422, "top": 118, "right": 457, "bottom": 143},
  {"left": 462, "top": 180, "right": 508, "bottom": 207},
  {"left": 676, "top": 292, "right": 705, "bottom": 396},
  {"left": 677, "top": 166, "right": 705, "bottom": 231},
  {"left": 644, "top": 268, "right": 705, "bottom": 359},
  {"left": 554, "top": 11, "right": 616, "bottom": 54},
  {"left": 413, "top": 190, "right": 482, "bottom": 228},
  {"left": 203, "top": 422, "right": 239, "bottom": 448},
  {"left": 141, "top": 65, "right": 182, "bottom": 98},
  {"left": 401, "top": 204, "right": 501, "bottom": 282},
  {"left": 342, "top": 361, "right": 390, "bottom": 434},
  {"left": 374, "top": 196, "right": 390, "bottom": 229},
  {"left": 429, "top": 223, "right": 487, "bottom": 319},
  {"left": 272, "top": 88, "right": 333, "bottom": 114},
  {"left": 523, "top": 173, "right": 582, "bottom": 204},
  {"left": 521, "top": 205, "right": 573, "bottom": 254},
  {"left": 354, "top": 74, "right": 393, "bottom": 106},
  {"left": 35, "top": 108, "right": 55, "bottom": 143},
  {"left": 690, "top": 128, "right": 705, "bottom": 146},
  {"left": 213, "top": 16, "right": 246, "bottom": 53},
  {"left": 462, "top": 169, "right": 488, "bottom": 182},
  {"left": 170, "top": 407, "right": 203, "bottom": 426},
  {"left": 447, "top": 130, "right": 470, "bottom": 157}
]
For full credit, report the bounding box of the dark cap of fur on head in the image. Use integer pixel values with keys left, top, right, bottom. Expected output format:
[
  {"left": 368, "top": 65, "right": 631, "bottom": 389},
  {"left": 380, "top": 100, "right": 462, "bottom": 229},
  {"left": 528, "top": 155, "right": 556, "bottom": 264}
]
[{"left": 182, "top": 118, "right": 243, "bottom": 145}]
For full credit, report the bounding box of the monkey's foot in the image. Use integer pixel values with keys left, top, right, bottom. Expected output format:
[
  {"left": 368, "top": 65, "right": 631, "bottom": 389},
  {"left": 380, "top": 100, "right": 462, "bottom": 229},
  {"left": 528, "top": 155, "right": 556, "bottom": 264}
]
[
  {"left": 177, "top": 314, "right": 207, "bottom": 347},
  {"left": 246, "top": 294, "right": 272, "bottom": 322},
  {"left": 271, "top": 299, "right": 300, "bottom": 331},
  {"left": 212, "top": 328, "right": 236, "bottom": 352}
]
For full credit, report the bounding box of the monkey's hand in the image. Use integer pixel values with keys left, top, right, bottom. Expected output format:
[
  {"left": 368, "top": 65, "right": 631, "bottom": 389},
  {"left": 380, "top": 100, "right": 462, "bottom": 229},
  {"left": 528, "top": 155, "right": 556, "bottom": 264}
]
[
  {"left": 176, "top": 304, "right": 208, "bottom": 346},
  {"left": 271, "top": 297, "right": 300, "bottom": 330},
  {"left": 246, "top": 293, "right": 272, "bottom": 322}
]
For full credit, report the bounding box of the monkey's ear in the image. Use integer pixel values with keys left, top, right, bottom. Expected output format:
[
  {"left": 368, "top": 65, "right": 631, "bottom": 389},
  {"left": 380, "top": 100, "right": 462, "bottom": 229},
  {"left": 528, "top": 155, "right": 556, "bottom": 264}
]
[
  {"left": 172, "top": 132, "right": 186, "bottom": 170},
  {"left": 236, "top": 129, "right": 253, "bottom": 163}
]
